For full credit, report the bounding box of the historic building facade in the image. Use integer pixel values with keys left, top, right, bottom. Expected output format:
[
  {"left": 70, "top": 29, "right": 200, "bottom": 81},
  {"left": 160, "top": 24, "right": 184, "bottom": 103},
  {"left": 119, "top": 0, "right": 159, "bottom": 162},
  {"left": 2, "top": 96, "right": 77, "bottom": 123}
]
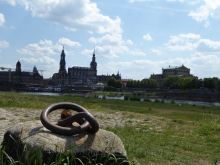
[
  {"left": 150, "top": 65, "right": 193, "bottom": 81},
  {"left": 52, "top": 48, "right": 97, "bottom": 86},
  {"left": 0, "top": 61, "right": 43, "bottom": 85},
  {"left": 162, "top": 65, "right": 190, "bottom": 77},
  {"left": 97, "top": 72, "right": 121, "bottom": 83},
  {"left": 68, "top": 51, "right": 97, "bottom": 85}
]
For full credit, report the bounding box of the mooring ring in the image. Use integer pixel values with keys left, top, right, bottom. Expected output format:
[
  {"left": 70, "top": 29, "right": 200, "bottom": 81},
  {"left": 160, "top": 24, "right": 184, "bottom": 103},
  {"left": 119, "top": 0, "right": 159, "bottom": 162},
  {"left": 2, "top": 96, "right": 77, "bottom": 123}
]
[{"left": 40, "top": 102, "right": 99, "bottom": 136}]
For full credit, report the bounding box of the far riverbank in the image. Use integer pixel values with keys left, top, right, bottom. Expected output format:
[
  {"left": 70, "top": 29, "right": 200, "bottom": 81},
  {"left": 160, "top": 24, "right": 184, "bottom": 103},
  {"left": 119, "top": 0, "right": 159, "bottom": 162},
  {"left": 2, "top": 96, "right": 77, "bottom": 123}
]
[{"left": 20, "top": 91, "right": 220, "bottom": 107}]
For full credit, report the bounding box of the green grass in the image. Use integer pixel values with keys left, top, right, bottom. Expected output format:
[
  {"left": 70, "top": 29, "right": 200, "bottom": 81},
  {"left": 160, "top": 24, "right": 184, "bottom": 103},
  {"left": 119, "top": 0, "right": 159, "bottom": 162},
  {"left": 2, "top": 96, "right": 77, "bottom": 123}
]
[
  {"left": 0, "top": 92, "right": 220, "bottom": 164},
  {"left": 0, "top": 145, "right": 129, "bottom": 165}
]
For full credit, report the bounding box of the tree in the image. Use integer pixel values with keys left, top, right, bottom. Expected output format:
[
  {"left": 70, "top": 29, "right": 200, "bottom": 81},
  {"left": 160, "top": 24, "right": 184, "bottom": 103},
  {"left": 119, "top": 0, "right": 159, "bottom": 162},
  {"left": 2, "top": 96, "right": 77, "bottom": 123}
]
[
  {"left": 107, "top": 78, "right": 122, "bottom": 88},
  {"left": 203, "top": 78, "right": 219, "bottom": 90},
  {"left": 163, "top": 76, "right": 180, "bottom": 89},
  {"left": 163, "top": 76, "right": 202, "bottom": 89}
]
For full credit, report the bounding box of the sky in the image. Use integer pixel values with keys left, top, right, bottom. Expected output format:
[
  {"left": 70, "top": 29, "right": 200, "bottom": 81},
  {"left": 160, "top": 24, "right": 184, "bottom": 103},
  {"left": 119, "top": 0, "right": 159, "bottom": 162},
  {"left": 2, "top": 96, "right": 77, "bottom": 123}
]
[{"left": 0, "top": 0, "right": 220, "bottom": 79}]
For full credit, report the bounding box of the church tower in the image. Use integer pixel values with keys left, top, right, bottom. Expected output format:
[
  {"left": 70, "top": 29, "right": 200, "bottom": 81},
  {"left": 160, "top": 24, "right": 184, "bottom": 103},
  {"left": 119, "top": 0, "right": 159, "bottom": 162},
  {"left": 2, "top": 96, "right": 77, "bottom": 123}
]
[
  {"left": 33, "top": 66, "right": 39, "bottom": 75},
  {"left": 90, "top": 49, "right": 97, "bottom": 71},
  {"left": 16, "top": 60, "right": 21, "bottom": 73},
  {"left": 59, "top": 46, "right": 67, "bottom": 74},
  {"left": 58, "top": 47, "right": 67, "bottom": 86},
  {"left": 15, "top": 60, "right": 22, "bottom": 83}
]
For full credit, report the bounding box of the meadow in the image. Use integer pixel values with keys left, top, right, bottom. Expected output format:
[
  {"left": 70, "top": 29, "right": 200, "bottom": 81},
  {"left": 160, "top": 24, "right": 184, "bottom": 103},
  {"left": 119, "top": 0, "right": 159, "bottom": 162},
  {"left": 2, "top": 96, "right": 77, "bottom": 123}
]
[{"left": 0, "top": 92, "right": 220, "bottom": 164}]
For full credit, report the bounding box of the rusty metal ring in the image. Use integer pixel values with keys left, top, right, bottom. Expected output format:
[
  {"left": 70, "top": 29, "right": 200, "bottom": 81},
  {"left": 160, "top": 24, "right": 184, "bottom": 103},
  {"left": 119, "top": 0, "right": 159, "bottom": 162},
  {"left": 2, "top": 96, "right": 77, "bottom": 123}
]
[{"left": 40, "top": 102, "right": 99, "bottom": 136}]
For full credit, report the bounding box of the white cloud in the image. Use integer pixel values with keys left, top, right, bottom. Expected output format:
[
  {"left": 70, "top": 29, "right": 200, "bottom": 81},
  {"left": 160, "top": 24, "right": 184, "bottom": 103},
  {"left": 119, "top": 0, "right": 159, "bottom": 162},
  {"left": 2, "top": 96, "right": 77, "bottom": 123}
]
[
  {"left": 87, "top": 34, "right": 133, "bottom": 58},
  {"left": 166, "top": 0, "right": 220, "bottom": 25},
  {"left": 197, "top": 39, "right": 220, "bottom": 51},
  {"left": 166, "top": 33, "right": 220, "bottom": 52},
  {"left": 167, "top": 0, "right": 185, "bottom": 2},
  {"left": 129, "top": 0, "right": 148, "bottom": 3},
  {"left": 18, "top": 40, "right": 58, "bottom": 59},
  {"left": 0, "top": 40, "right": 9, "bottom": 48},
  {"left": 2, "top": 0, "right": 135, "bottom": 59},
  {"left": 130, "top": 50, "right": 146, "bottom": 56},
  {"left": 58, "top": 38, "right": 81, "bottom": 47},
  {"left": 2, "top": 0, "right": 122, "bottom": 35},
  {"left": 1, "top": 0, "right": 16, "bottom": 6},
  {"left": 99, "top": 51, "right": 220, "bottom": 79},
  {"left": 143, "top": 34, "right": 153, "bottom": 41},
  {"left": 64, "top": 27, "right": 77, "bottom": 32},
  {"left": 188, "top": 0, "right": 220, "bottom": 25},
  {"left": 151, "top": 49, "right": 161, "bottom": 55},
  {"left": 0, "top": 13, "right": 5, "bottom": 26},
  {"left": 167, "top": 0, "right": 200, "bottom": 4},
  {"left": 166, "top": 33, "right": 201, "bottom": 51}
]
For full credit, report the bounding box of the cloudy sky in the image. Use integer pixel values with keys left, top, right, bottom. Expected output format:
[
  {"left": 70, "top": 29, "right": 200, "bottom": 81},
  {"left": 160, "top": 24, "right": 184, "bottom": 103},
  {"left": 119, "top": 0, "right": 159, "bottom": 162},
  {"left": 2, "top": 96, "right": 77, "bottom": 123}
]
[{"left": 0, "top": 0, "right": 220, "bottom": 79}]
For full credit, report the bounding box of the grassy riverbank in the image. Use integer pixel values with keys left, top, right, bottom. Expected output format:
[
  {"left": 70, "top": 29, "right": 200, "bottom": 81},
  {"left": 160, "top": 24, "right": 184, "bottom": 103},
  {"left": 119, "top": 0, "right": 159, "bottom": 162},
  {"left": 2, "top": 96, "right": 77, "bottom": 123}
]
[{"left": 0, "top": 92, "right": 220, "bottom": 164}]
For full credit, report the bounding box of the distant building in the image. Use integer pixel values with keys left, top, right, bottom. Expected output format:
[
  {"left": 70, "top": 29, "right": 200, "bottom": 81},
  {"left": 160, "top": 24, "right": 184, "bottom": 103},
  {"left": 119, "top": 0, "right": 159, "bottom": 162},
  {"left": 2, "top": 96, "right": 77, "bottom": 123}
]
[
  {"left": 52, "top": 48, "right": 121, "bottom": 87},
  {"left": 97, "top": 72, "right": 121, "bottom": 84},
  {"left": 162, "top": 65, "right": 190, "bottom": 77},
  {"left": 0, "top": 61, "right": 43, "bottom": 86},
  {"left": 52, "top": 48, "right": 97, "bottom": 86},
  {"left": 68, "top": 50, "right": 97, "bottom": 86},
  {"left": 150, "top": 65, "right": 193, "bottom": 81}
]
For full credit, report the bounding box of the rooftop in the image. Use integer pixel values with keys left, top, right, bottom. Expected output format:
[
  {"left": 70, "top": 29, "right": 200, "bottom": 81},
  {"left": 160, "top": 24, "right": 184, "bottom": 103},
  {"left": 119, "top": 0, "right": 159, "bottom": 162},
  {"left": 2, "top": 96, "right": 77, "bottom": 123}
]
[
  {"left": 69, "top": 66, "right": 90, "bottom": 70},
  {"left": 162, "top": 65, "right": 189, "bottom": 70}
]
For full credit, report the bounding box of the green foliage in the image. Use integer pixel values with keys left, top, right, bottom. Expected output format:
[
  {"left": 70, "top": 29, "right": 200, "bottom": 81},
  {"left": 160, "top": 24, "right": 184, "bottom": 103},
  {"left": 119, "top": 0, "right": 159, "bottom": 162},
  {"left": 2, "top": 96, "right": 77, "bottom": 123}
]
[
  {"left": 163, "top": 76, "right": 202, "bottom": 89},
  {"left": 107, "top": 78, "right": 122, "bottom": 89},
  {"left": 0, "top": 145, "right": 129, "bottom": 165},
  {"left": 126, "top": 76, "right": 220, "bottom": 90},
  {"left": 162, "top": 76, "right": 220, "bottom": 90},
  {"left": 203, "top": 77, "right": 219, "bottom": 90},
  {"left": 126, "top": 79, "right": 157, "bottom": 89}
]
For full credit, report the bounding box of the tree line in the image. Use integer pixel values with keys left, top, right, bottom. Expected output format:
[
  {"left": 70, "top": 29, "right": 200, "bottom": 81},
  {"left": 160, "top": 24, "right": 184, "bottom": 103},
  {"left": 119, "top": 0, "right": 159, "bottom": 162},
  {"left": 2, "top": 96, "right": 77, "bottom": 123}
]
[{"left": 107, "top": 77, "right": 220, "bottom": 91}]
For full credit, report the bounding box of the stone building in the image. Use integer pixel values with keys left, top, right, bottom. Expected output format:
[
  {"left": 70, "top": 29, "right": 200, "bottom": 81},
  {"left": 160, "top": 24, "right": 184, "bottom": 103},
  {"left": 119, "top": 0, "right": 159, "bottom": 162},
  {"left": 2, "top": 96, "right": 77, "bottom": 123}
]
[
  {"left": 14, "top": 61, "right": 43, "bottom": 85},
  {"left": 0, "top": 61, "right": 43, "bottom": 85},
  {"left": 150, "top": 65, "right": 192, "bottom": 81},
  {"left": 97, "top": 72, "right": 121, "bottom": 84},
  {"left": 162, "top": 65, "right": 190, "bottom": 77},
  {"left": 68, "top": 50, "right": 97, "bottom": 86},
  {"left": 52, "top": 48, "right": 97, "bottom": 86}
]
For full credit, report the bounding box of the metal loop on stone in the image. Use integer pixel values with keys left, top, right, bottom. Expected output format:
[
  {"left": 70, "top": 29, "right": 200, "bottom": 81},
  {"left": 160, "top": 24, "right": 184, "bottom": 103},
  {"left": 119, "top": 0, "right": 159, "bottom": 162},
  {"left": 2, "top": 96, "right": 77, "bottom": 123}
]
[{"left": 40, "top": 102, "right": 99, "bottom": 136}]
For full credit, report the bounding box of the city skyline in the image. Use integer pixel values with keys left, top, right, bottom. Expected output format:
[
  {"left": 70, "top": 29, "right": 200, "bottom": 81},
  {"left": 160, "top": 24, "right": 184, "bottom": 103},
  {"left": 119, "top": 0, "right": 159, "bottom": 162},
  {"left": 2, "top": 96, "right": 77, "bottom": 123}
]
[{"left": 0, "top": 0, "right": 220, "bottom": 79}]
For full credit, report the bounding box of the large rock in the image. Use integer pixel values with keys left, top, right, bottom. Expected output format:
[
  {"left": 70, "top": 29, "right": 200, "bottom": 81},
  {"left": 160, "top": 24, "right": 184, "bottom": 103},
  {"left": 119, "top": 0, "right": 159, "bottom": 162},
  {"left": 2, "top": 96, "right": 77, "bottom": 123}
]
[{"left": 2, "top": 121, "right": 128, "bottom": 164}]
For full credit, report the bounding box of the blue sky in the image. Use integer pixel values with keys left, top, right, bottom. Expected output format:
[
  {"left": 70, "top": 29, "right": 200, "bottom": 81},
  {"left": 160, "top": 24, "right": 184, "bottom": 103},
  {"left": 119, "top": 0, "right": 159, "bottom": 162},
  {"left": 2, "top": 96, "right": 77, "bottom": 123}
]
[{"left": 0, "top": 0, "right": 220, "bottom": 79}]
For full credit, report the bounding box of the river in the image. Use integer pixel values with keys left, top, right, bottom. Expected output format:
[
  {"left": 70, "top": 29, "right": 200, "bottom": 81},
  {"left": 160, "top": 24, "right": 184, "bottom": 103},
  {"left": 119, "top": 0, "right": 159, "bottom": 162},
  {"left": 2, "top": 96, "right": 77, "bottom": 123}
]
[{"left": 22, "top": 92, "right": 220, "bottom": 107}]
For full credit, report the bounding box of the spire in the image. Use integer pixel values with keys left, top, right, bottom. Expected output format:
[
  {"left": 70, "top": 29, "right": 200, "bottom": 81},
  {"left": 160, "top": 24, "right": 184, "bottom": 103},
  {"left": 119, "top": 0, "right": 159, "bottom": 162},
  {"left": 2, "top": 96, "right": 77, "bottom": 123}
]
[
  {"left": 93, "top": 47, "right": 95, "bottom": 56},
  {"left": 90, "top": 48, "right": 97, "bottom": 71},
  {"left": 33, "top": 66, "right": 38, "bottom": 74},
  {"left": 116, "top": 70, "right": 121, "bottom": 80},
  {"left": 61, "top": 45, "right": 65, "bottom": 55},
  {"left": 92, "top": 48, "right": 96, "bottom": 61},
  {"left": 59, "top": 47, "right": 67, "bottom": 74},
  {"left": 16, "top": 60, "right": 21, "bottom": 72}
]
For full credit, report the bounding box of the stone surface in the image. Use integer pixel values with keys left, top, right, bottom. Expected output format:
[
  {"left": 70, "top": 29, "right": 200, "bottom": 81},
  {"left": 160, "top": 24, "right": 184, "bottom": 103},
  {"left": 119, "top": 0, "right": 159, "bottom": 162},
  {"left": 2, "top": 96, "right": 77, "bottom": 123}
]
[
  {"left": 0, "top": 107, "right": 150, "bottom": 143},
  {"left": 2, "top": 121, "right": 127, "bottom": 164}
]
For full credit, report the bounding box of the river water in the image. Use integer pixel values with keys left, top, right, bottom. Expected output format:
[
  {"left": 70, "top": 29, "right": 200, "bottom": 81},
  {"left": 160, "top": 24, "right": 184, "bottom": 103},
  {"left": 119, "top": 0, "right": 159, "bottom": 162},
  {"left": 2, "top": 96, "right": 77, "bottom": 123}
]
[
  {"left": 149, "top": 98, "right": 220, "bottom": 107},
  {"left": 22, "top": 92, "right": 220, "bottom": 107}
]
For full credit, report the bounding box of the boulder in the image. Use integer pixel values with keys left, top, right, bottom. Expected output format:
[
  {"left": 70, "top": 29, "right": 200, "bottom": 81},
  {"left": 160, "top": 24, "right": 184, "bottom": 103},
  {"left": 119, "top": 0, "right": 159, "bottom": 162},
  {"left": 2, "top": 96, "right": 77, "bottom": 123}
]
[{"left": 2, "top": 121, "right": 128, "bottom": 164}]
